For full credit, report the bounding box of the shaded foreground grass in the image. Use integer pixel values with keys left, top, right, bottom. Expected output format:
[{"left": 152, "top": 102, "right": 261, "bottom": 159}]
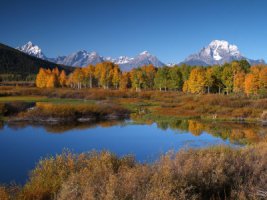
[{"left": 1, "top": 144, "right": 267, "bottom": 200}]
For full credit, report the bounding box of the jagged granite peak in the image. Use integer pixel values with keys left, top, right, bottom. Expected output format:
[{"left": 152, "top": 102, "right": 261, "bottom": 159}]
[
  {"left": 17, "top": 40, "right": 265, "bottom": 70},
  {"left": 181, "top": 40, "right": 265, "bottom": 66},
  {"left": 104, "top": 51, "right": 165, "bottom": 71},
  {"left": 17, "top": 42, "right": 165, "bottom": 70},
  {"left": 17, "top": 41, "right": 47, "bottom": 59},
  {"left": 115, "top": 56, "right": 134, "bottom": 64},
  {"left": 104, "top": 56, "right": 134, "bottom": 65},
  {"left": 54, "top": 50, "right": 104, "bottom": 67},
  {"left": 119, "top": 51, "right": 165, "bottom": 71}
]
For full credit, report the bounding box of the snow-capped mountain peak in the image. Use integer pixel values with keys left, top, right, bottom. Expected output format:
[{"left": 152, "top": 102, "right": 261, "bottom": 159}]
[
  {"left": 54, "top": 50, "right": 103, "bottom": 67},
  {"left": 115, "top": 56, "right": 134, "bottom": 64},
  {"left": 182, "top": 40, "right": 245, "bottom": 66},
  {"left": 140, "top": 51, "right": 150, "bottom": 56},
  {"left": 17, "top": 41, "right": 46, "bottom": 59},
  {"left": 208, "top": 40, "right": 241, "bottom": 59}
]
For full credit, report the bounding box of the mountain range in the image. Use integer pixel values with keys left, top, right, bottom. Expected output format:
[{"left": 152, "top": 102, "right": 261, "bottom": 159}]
[
  {"left": 181, "top": 40, "right": 265, "bottom": 66},
  {"left": 17, "top": 42, "right": 165, "bottom": 71},
  {"left": 16, "top": 40, "right": 266, "bottom": 71}
]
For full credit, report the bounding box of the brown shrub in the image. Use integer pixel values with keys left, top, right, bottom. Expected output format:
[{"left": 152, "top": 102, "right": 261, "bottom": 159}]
[
  {"left": 17, "top": 144, "right": 267, "bottom": 200},
  {"left": 0, "top": 103, "right": 6, "bottom": 116},
  {"left": 0, "top": 186, "right": 9, "bottom": 200},
  {"left": 18, "top": 102, "right": 129, "bottom": 121}
]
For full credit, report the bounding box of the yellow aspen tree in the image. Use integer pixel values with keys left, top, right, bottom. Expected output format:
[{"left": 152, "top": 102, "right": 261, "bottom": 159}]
[
  {"left": 36, "top": 68, "right": 48, "bottom": 88},
  {"left": 52, "top": 67, "right": 60, "bottom": 77},
  {"left": 233, "top": 71, "right": 245, "bottom": 94},
  {"left": 130, "top": 68, "right": 142, "bottom": 91},
  {"left": 249, "top": 66, "right": 261, "bottom": 95},
  {"left": 182, "top": 80, "right": 189, "bottom": 93},
  {"left": 119, "top": 72, "right": 130, "bottom": 90},
  {"left": 97, "top": 62, "right": 115, "bottom": 89},
  {"left": 259, "top": 67, "right": 267, "bottom": 94},
  {"left": 59, "top": 70, "right": 67, "bottom": 87},
  {"left": 94, "top": 63, "right": 104, "bottom": 88},
  {"left": 66, "top": 73, "right": 74, "bottom": 88},
  {"left": 142, "top": 64, "right": 156, "bottom": 89},
  {"left": 188, "top": 68, "right": 206, "bottom": 94},
  {"left": 72, "top": 68, "right": 85, "bottom": 89},
  {"left": 245, "top": 73, "right": 257, "bottom": 96},
  {"left": 46, "top": 74, "right": 57, "bottom": 88},
  {"left": 83, "top": 65, "right": 95, "bottom": 88},
  {"left": 205, "top": 68, "right": 215, "bottom": 94},
  {"left": 112, "top": 65, "right": 121, "bottom": 89}
]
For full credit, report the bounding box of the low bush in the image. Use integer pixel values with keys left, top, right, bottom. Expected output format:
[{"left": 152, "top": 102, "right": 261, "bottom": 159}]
[
  {"left": 0, "top": 103, "right": 5, "bottom": 116},
  {"left": 15, "top": 144, "right": 267, "bottom": 200},
  {"left": 18, "top": 102, "right": 130, "bottom": 122},
  {"left": 0, "top": 186, "right": 9, "bottom": 200}
]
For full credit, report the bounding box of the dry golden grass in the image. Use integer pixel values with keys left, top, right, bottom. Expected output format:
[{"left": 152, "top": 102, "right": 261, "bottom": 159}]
[
  {"left": 17, "top": 102, "right": 129, "bottom": 122},
  {"left": 0, "top": 186, "right": 9, "bottom": 200},
  {"left": 11, "top": 144, "right": 266, "bottom": 200},
  {"left": 1, "top": 86, "right": 266, "bottom": 121}
]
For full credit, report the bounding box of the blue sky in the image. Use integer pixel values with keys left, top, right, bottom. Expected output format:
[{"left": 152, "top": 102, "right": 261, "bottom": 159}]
[{"left": 1, "top": 0, "right": 267, "bottom": 63}]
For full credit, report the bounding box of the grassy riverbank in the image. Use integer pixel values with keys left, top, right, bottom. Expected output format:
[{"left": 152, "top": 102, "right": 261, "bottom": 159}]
[
  {"left": 0, "top": 86, "right": 267, "bottom": 123},
  {"left": 0, "top": 86, "right": 267, "bottom": 199},
  {"left": 1, "top": 143, "right": 267, "bottom": 200}
]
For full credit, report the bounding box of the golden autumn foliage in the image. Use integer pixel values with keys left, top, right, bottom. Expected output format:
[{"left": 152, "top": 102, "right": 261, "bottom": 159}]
[
  {"left": 59, "top": 70, "right": 67, "bottom": 87},
  {"left": 182, "top": 80, "right": 189, "bottom": 93},
  {"left": 36, "top": 67, "right": 66, "bottom": 88},
  {"left": 119, "top": 72, "right": 130, "bottom": 90},
  {"left": 245, "top": 74, "right": 255, "bottom": 96},
  {"left": 259, "top": 67, "right": 267, "bottom": 93},
  {"left": 35, "top": 68, "right": 48, "bottom": 88},
  {"left": 82, "top": 65, "right": 95, "bottom": 88},
  {"left": 46, "top": 73, "right": 57, "bottom": 88},
  {"left": 0, "top": 186, "right": 9, "bottom": 200},
  {"left": 233, "top": 71, "right": 245, "bottom": 93},
  {"left": 188, "top": 120, "right": 204, "bottom": 136},
  {"left": 244, "top": 66, "right": 261, "bottom": 96},
  {"left": 16, "top": 144, "right": 267, "bottom": 200},
  {"left": 35, "top": 61, "right": 267, "bottom": 96},
  {"left": 187, "top": 68, "right": 206, "bottom": 94}
]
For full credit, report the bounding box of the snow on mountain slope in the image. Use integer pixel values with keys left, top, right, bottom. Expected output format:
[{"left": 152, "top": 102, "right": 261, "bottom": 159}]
[
  {"left": 17, "top": 40, "right": 265, "bottom": 70},
  {"left": 17, "top": 41, "right": 47, "bottom": 59},
  {"left": 53, "top": 50, "right": 104, "bottom": 67},
  {"left": 182, "top": 40, "right": 244, "bottom": 66},
  {"left": 119, "top": 51, "right": 165, "bottom": 71}
]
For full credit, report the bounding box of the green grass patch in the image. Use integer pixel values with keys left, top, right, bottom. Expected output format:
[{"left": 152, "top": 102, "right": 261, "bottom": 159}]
[
  {"left": 0, "top": 96, "right": 95, "bottom": 104},
  {"left": 0, "top": 96, "right": 47, "bottom": 102}
]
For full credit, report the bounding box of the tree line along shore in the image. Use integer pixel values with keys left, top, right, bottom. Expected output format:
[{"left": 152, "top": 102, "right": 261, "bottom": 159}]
[{"left": 34, "top": 60, "right": 267, "bottom": 97}]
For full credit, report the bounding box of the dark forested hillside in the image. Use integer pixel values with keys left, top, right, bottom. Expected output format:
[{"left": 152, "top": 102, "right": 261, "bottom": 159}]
[{"left": 0, "top": 43, "right": 74, "bottom": 77}]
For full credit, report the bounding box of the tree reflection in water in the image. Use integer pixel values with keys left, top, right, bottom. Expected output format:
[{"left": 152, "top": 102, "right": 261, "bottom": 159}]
[{"left": 3, "top": 118, "right": 267, "bottom": 144}]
